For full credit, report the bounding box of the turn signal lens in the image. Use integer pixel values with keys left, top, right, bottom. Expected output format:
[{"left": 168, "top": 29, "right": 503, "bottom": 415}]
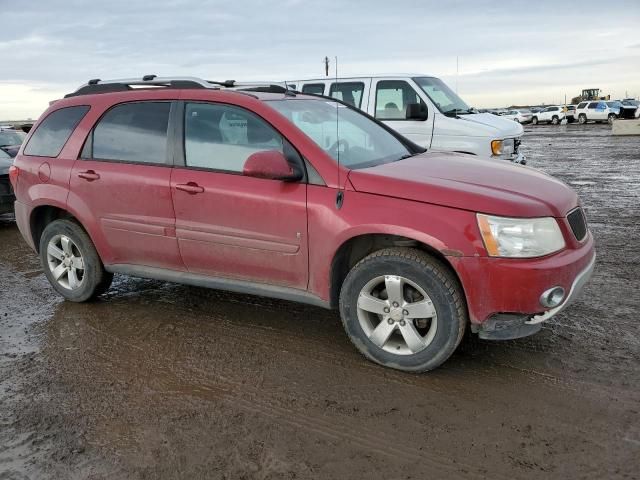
[{"left": 491, "top": 140, "right": 503, "bottom": 156}]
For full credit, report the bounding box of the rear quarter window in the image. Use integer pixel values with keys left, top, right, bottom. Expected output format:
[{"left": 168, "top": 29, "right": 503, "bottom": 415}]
[
  {"left": 23, "top": 106, "right": 89, "bottom": 157},
  {"left": 88, "top": 102, "right": 171, "bottom": 164}
]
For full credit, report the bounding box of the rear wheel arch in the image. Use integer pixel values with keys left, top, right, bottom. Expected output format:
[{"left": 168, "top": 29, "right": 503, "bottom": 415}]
[
  {"left": 30, "top": 205, "right": 76, "bottom": 253},
  {"left": 328, "top": 233, "right": 465, "bottom": 310}
]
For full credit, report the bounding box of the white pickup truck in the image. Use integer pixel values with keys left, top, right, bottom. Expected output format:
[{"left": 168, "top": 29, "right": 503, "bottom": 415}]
[{"left": 288, "top": 74, "right": 526, "bottom": 164}]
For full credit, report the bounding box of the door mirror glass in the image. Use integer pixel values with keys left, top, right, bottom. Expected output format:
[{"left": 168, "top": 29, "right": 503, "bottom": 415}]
[
  {"left": 406, "top": 103, "right": 429, "bottom": 120},
  {"left": 243, "top": 150, "right": 302, "bottom": 181}
]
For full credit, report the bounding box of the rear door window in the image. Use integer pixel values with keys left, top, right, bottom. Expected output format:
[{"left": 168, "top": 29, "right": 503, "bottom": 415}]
[
  {"left": 301, "top": 83, "right": 326, "bottom": 95},
  {"left": 24, "top": 106, "right": 89, "bottom": 157},
  {"left": 89, "top": 102, "right": 171, "bottom": 164},
  {"left": 329, "top": 82, "right": 365, "bottom": 108}
]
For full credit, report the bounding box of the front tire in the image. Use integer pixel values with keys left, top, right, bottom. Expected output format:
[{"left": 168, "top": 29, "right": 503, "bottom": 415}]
[
  {"left": 339, "top": 248, "right": 467, "bottom": 372},
  {"left": 608, "top": 114, "right": 616, "bottom": 124},
  {"left": 551, "top": 116, "right": 559, "bottom": 125},
  {"left": 39, "top": 219, "right": 113, "bottom": 302},
  {"left": 531, "top": 116, "right": 538, "bottom": 125}
]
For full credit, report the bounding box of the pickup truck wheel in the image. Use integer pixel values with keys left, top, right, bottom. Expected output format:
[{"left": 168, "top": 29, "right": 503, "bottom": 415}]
[
  {"left": 578, "top": 114, "right": 587, "bottom": 124},
  {"left": 608, "top": 114, "right": 616, "bottom": 124},
  {"left": 551, "top": 116, "right": 559, "bottom": 125},
  {"left": 531, "top": 116, "right": 538, "bottom": 125},
  {"left": 339, "top": 248, "right": 466, "bottom": 372},
  {"left": 39, "top": 219, "right": 113, "bottom": 302}
]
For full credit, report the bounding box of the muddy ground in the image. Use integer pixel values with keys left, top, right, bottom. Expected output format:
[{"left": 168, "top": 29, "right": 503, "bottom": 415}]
[{"left": 1, "top": 123, "right": 638, "bottom": 479}]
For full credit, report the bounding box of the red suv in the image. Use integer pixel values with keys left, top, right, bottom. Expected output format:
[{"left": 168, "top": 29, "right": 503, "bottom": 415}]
[{"left": 10, "top": 76, "right": 595, "bottom": 372}]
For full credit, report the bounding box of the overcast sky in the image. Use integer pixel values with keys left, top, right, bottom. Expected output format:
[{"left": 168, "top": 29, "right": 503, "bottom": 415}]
[{"left": 1, "top": 0, "right": 639, "bottom": 119}]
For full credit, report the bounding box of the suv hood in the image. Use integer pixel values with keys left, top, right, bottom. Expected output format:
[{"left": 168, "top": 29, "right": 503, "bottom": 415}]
[
  {"left": 348, "top": 152, "right": 577, "bottom": 218},
  {"left": 456, "top": 113, "right": 523, "bottom": 137}
]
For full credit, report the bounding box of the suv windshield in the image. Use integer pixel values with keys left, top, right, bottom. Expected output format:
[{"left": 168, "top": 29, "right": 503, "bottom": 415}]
[
  {"left": 0, "top": 129, "right": 26, "bottom": 147},
  {"left": 268, "top": 99, "right": 412, "bottom": 169},
  {"left": 413, "top": 77, "right": 472, "bottom": 116}
]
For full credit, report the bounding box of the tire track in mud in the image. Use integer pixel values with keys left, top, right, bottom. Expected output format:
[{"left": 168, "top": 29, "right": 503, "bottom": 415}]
[
  {"left": 75, "top": 313, "right": 639, "bottom": 479},
  {"left": 64, "top": 322, "right": 498, "bottom": 480}
]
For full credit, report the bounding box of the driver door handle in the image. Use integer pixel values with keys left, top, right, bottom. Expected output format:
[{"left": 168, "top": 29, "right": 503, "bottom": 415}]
[
  {"left": 175, "top": 182, "right": 204, "bottom": 194},
  {"left": 77, "top": 170, "right": 100, "bottom": 181}
]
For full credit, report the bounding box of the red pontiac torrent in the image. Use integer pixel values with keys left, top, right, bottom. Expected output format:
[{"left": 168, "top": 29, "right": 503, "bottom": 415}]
[{"left": 10, "top": 76, "right": 595, "bottom": 372}]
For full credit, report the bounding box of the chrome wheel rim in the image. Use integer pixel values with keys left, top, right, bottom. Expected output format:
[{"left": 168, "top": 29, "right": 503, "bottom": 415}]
[
  {"left": 356, "top": 275, "right": 438, "bottom": 356},
  {"left": 47, "top": 234, "right": 85, "bottom": 290}
]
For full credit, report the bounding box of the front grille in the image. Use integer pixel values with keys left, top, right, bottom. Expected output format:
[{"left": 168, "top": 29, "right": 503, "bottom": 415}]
[
  {"left": 567, "top": 207, "right": 587, "bottom": 241},
  {"left": 514, "top": 138, "right": 521, "bottom": 154}
]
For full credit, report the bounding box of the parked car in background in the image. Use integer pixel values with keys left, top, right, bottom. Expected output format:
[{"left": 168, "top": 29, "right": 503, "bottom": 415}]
[
  {"left": 575, "top": 101, "right": 618, "bottom": 124},
  {"left": 11, "top": 75, "right": 594, "bottom": 372},
  {"left": 0, "top": 126, "right": 26, "bottom": 151},
  {"left": 290, "top": 75, "right": 525, "bottom": 163},
  {"left": 503, "top": 109, "right": 532, "bottom": 124},
  {"left": 611, "top": 100, "right": 638, "bottom": 119},
  {"left": 531, "top": 106, "right": 565, "bottom": 125},
  {"left": 563, "top": 105, "right": 577, "bottom": 123},
  {"left": 0, "top": 147, "right": 17, "bottom": 214},
  {"left": 0, "top": 127, "right": 26, "bottom": 214}
]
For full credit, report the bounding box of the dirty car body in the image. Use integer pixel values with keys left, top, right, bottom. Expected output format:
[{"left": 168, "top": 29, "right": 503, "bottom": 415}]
[{"left": 10, "top": 77, "right": 595, "bottom": 372}]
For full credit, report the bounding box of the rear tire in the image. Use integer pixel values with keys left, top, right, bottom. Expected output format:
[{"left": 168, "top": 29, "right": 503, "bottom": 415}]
[
  {"left": 339, "top": 248, "right": 467, "bottom": 372},
  {"left": 578, "top": 114, "right": 587, "bottom": 124},
  {"left": 531, "top": 116, "right": 538, "bottom": 125},
  {"left": 39, "top": 219, "right": 113, "bottom": 302}
]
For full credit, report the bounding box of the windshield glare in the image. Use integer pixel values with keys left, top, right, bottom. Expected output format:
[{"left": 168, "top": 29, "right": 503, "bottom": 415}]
[
  {"left": 0, "top": 129, "right": 26, "bottom": 147},
  {"left": 268, "top": 99, "right": 411, "bottom": 169},
  {"left": 413, "top": 77, "right": 470, "bottom": 115}
]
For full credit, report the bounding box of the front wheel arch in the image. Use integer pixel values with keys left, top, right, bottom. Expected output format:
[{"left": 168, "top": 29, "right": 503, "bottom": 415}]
[{"left": 328, "top": 233, "right": 465, "bottom": 311}]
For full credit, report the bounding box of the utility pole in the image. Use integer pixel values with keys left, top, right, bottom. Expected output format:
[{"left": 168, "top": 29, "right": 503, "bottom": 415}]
[
  {"left": 324, "top": 56, "right": 330, "bottom": 77},
  {"left": 456, "top": 56, "right": 459, "bottom": 94}
]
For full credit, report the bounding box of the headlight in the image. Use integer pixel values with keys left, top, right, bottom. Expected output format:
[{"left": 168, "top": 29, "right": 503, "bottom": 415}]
[
  {"left": 477, "top": 214, "right": 566, "bottom": 258},
  {"left": 491, "top": 138, "right": 515, "bottom": 157}
]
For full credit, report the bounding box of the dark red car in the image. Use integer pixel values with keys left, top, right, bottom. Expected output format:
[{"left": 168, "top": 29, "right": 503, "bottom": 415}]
[{"left": 10, "top": 76, "right": 595, "bottom": 372}]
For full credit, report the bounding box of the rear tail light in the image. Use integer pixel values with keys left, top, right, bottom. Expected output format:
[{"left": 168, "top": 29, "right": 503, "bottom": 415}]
[{"left": 8, "top": 165, "right": 19, "bottom": 188}]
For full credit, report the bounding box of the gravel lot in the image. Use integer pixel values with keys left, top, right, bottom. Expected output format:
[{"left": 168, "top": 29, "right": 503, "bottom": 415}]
[{"left": 1, "top": 123, "right": 638, "bottom": 479}]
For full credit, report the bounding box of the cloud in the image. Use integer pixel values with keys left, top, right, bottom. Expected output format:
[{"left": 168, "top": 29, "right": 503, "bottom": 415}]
[{"left": 1, "top": 0, "right": 639, "bottom": 117}]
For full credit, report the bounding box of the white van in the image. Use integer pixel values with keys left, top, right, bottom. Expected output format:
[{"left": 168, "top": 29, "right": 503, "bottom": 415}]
[{"left": 288, "top": 75, "right": 526, "bottom": 164}]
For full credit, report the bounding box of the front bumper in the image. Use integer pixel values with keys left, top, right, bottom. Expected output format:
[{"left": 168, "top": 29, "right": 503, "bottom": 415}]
[
  {"left": 450, "top": 232, "right": 595, "bottom": 333},
  {"left": 526, "top": 253, "right": 595, "bottom": 325},
  {"left": 511, "top": 152, "right": 526, "bottom": 165},
  {"left": 476, "top": 253, "right": 595, "bottom": 340}
]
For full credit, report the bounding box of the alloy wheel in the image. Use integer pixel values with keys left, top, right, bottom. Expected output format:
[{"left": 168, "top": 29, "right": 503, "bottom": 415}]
[
  {"left": 356, "top": 275, "right": 438, "bottom": 355},
  {"left": 46, "top": 234, "right": 85, "bottom": 290}
]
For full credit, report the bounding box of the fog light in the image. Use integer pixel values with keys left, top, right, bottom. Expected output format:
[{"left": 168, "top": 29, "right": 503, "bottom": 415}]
[{"left": 540, "top": 287, "right": 565, "bottom": 308}]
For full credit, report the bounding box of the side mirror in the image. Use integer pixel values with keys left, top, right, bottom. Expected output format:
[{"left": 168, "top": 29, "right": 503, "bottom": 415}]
[
  {"left": 406, "top": 103, "right": 428, "bottom": 121},
  {"left": 243, "top": 150, "right": 302, "bottom": 182}
]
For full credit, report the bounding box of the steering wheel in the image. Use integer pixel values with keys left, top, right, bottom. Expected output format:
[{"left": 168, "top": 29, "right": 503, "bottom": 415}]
[{"left": 329, "top": 139, "right": 350, "bottom": 157}]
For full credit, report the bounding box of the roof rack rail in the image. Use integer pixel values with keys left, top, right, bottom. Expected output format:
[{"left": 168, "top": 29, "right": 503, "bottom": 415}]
[{"left": 64, "top": 75, "right": 295, "bottom": 98}]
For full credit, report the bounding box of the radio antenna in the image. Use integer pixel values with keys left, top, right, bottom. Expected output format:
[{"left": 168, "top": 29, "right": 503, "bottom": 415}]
[{"left": 335, "top": 55, "right": 344, "bottom": 209}]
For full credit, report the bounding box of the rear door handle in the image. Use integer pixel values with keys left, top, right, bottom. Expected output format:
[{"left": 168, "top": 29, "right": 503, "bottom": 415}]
[
  {"left": 78, "top": 170, "right": 100, "bottom": 181},
  {"left": 175, "top": 182, "right": 204, "bottom": 194}
]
